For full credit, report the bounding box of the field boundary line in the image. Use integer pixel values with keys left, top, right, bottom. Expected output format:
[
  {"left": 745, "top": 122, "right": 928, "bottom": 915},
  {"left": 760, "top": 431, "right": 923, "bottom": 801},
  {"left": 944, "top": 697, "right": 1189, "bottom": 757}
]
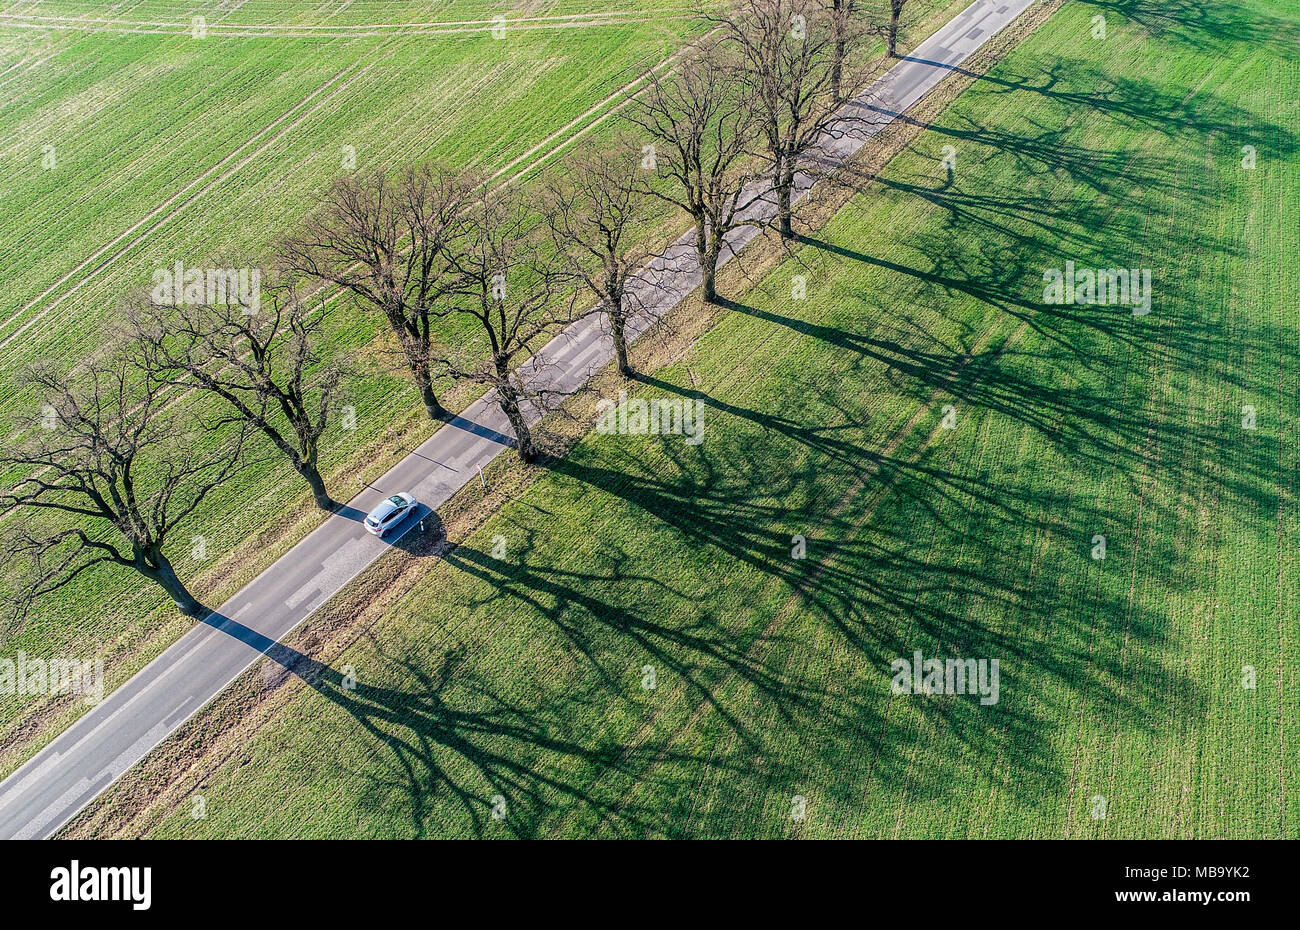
[{"left": 0, "top": 57, "right": 378, "bottom": 350}]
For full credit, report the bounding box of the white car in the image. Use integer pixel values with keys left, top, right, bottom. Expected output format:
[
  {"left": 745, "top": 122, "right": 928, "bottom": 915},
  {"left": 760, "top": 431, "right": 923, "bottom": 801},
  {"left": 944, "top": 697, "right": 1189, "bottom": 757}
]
[{"left": 364, "top": 492, "right": 418, "bottom": 538}]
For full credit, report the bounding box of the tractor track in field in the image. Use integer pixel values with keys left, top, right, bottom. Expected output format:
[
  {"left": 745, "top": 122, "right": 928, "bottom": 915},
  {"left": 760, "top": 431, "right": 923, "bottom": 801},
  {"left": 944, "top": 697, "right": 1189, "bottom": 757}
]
[
  {"left": 0, "top": 27, "right": 696, "bottom": 523},
  {"left": 0, "top": 55, "right": 378, "bottom": 351},
  {"left": 0, "top": 9, "right": 691, "bottom": 39},
  {"left": 0, "top": 23, "right": 689, "bottom": 357},
  {"left": 0, "top": 13, "right": 703, "bottom": 678},
  {"left": 0, "top": 21, "right": 697, "bottom": 571},
  {"left": 0, "top": 30, "right": 693, "bottom": 516}
]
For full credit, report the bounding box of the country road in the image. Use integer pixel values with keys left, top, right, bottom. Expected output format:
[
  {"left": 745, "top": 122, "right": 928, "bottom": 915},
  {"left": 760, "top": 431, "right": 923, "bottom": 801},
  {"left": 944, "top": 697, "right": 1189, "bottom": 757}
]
[{"left": 0, "top": 0, "right": 1037, "bottom": 840}]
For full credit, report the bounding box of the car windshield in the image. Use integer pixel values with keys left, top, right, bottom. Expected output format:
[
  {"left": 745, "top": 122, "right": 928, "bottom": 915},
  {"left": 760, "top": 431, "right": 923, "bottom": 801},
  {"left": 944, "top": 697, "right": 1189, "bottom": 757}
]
[{"left": 387, "top": 496, "right": 406, "bottom": 507}]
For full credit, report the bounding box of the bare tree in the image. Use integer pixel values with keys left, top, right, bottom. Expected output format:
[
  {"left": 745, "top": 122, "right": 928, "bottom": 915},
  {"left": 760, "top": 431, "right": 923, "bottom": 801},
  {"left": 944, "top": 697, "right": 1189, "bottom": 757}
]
[
  {"left": 714, "top": 0, "right": 864, "bottom": 239},
  {"left": 128, "top": 278, "right": 343, "bottom": 511},
  {"left": 280, "top": 164, "right": 472, "bottom": 421},
  {"left": 1, "top": 360, "right": 248, "bottom": 619},
  {"left": 626, "top": 39, "right": 762, "bottom": 304},
  {"left": 827, "top": 0, "right": 876, "bottom": 101},
  {"left": 436, "top": 185, "right": 573, "bottom": 463},
  {"left": 887, "top": 0, "right": 908, "bottom": 57},
  {"left": 541, "top": 139, "right": 653, "bottom": 378},
  {"left": 829, "top": 0, "right": 853, "bottom": 101}
]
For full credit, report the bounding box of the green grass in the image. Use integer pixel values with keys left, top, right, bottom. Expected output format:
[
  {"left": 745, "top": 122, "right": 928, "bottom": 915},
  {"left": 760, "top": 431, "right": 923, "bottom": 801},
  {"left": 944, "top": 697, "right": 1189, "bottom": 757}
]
[
  {"left": 0, "top": 0, "right": 969, "bottom": 766},
  {"left": 0, "top": 0, "right": 707, "bottom": 753},
  {"left": 121, "top": 0, "right": 1298, "bottom": 838}
]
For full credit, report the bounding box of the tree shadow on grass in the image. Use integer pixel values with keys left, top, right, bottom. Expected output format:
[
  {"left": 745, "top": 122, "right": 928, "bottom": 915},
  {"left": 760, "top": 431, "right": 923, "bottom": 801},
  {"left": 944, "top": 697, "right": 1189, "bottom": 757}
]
[
  {"left": 257, "top": 635, "right": 743, "bottom": 838},
  {"left": 533, "top": 425, "right": 1201, "bottom": 826},
  {"left": 232, "top": 14, "right": 1289, "bottom": 836},
  {"left": 716, "top": 281, "right": 1279, "bottom": 518},
  {"left": 1079, "top": 0, "right": 1300, "bottom": 57},
  {"left": 897, "top": 50, "right": 1298, "bottom": 158},
  {"left": 397, "top": 42, "right": 1288, "bottom": 829},
  {"left": 756, "top": 60, "right": 1288, "bottom": 519},
  {"left": 248, "top": 389, "right": 1191, "bottom": 835}
]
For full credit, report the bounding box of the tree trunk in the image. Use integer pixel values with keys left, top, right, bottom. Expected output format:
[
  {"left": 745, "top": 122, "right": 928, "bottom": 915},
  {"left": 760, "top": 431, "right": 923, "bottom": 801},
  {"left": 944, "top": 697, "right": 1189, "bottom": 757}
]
[
  {"left": 141, "top": 551, "right": 206, "bottom": 618},
  {"left": 701, "top": 262, "right": 718, "bottom": 304},
  {"left": 832, "top": 33, "right": 845, "bottom": 102},
  {"left": 832, "top": 0, "right": 848, "bottom": 102},
  {"left": 889, "top": 4, "right": 902, "bottom": 57},
  {"left": 416, "top": 369, "right": 447, "bottom": 421},
  {"left": 610, "top": 305, "right": 632, "bottom": 377},
  {"left": 695, "top": 217, "right": 718, "bottom": 304},
  {"left": 776, "top": 162, "right": 795, "bottom": 239},
  {"left": 399, "top": 330, "right": 447, "bottom": 420},
  {"left": 496, "top": 366, "right": 537, "bottom": 463},
  {"left": 297, "top": 458, "right": 335, "bottom": 510}
]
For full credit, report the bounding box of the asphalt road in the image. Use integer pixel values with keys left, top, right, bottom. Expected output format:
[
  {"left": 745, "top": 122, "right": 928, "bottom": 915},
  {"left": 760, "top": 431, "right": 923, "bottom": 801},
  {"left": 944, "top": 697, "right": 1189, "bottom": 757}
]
[{"left": 0, "top": 0, "right": 1036, "bottom": 840}]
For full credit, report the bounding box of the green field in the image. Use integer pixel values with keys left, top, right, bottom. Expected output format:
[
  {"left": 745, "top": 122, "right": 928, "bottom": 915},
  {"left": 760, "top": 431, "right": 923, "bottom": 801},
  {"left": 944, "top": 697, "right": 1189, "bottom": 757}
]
[
  {"left": 0, "top": 0, "right": 711, "bottom": 759},
  {"left": 94, "top": 0, "right": 1297, "bottom": 838},
  {"left": 0, "top": 0, "right": 971, "bottom": 770}
]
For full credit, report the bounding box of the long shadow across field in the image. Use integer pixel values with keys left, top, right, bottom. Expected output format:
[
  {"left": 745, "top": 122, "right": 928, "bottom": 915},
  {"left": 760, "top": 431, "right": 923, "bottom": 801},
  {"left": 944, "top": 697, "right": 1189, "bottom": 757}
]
[
  {"left": 1080, "top": 0, "right": 1300, "bottom": 56},
  {"left": 205, "top": 3, "right": 1289, "bottom": 837},
  {"left": 249, "top": 393, "right": 1200, "bottom": 835},
  {"left": 453, "top": 37, "right": 1283, "bottom": 828},
  {"left": 253, "top": 634, "right": 741, "bottom": 838},
  {"left": 778, "top": 58, "right": 1291, "bottom": 514},
  {"left": 541, "top": 422, "right": 1200, "bottom": 823}
]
